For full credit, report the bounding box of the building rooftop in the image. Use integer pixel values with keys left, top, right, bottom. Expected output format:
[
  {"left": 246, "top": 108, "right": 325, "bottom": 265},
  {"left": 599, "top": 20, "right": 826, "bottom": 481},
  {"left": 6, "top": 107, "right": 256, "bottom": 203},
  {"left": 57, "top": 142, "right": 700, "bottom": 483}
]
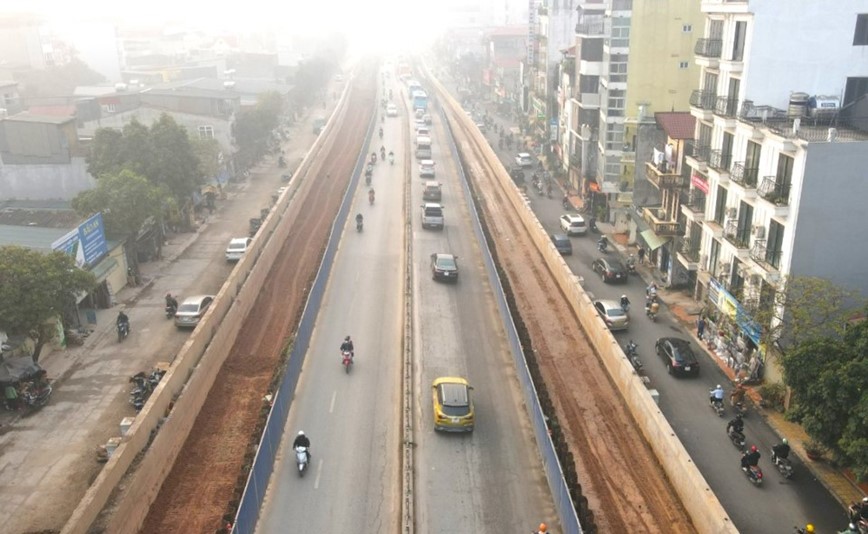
[
  {"left": 142, "top": 84, "right": 241, "bottom": 100},
  {"left": 655, "top": 112, "right": 695, "bottom": 140},
  {"left": 160, "top": 77, "right": 292, "bottom": 96},
  {"left": 0, "top": 225, "right": 70, "bottom": 250},
  {"left": 2, "top": 113, "right": 75, "bottom": 125}
]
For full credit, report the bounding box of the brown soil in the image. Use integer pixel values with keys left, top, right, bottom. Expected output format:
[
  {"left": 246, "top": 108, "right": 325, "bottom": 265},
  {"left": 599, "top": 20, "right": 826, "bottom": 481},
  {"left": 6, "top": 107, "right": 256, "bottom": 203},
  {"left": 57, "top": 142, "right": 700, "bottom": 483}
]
[
  {"left": 139, "top": 66, "right": 376, "bottom": 533},
  {"left": 450, "top": 118, "right": 695, "bottom": 531}
]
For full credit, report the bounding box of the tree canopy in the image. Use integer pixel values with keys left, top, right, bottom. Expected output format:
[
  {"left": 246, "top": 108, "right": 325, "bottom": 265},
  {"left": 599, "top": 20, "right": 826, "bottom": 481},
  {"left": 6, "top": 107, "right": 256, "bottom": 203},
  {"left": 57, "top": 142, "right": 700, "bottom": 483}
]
[
  {"left": 71, "top": 169, "right": 169, "bottom": 240},
  {"left": 0, "top": 246, "right": 96, "bottom": 362},
  {"left": 86, "top": 115, "right": 203, "bottom": 201},
  {"left": 232, "top": 92, "right": 283, "bottom": 172},
  {"left": 782, "top": 315, "right": 868, "bottom": 480}
]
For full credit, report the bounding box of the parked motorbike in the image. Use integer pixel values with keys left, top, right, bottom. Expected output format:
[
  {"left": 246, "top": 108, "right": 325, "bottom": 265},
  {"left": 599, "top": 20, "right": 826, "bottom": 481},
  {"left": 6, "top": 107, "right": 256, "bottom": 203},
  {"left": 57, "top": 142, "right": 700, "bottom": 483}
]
[
  {"left": 709, "top": 392, "right": 725, "bottom": 417},
  {"left": 342, "top": 350, "right": 354, "bottom": 374},
  {"left": 772, "top": 450, "right": 794, "bottom": 479},
  {"left": 371, "top": 152, "right": 377, "bottom": 164},
  {"left": 20, "top": 383, "right": 52, "bottom": 408},
  {"left": 117, "top": 321, "right": 130, "bottom": 343},
  {"left": 295, "top": 446, "right": 310, "bottom": 476},
  {"left": 624, "top": 340, "right": 642, "bottom": 372},
  {"left": 741, "top": 455, "right": 763, "bottom": 486},
  {"left": 378, "top": 127, "right": 383, "bottom": 139},
  {"left": 128, "top": 368, "right": 166, "bottom": 411},
  {"left": 727, "top": 427, "right": 746, "bottom": 449}
]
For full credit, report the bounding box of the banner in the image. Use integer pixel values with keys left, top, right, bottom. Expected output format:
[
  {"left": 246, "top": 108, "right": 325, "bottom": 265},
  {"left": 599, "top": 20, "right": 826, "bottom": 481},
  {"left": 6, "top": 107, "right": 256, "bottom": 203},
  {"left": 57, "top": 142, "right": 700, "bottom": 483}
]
[{"left": 51, "top": 212, "right": 108, "bottom": 268}]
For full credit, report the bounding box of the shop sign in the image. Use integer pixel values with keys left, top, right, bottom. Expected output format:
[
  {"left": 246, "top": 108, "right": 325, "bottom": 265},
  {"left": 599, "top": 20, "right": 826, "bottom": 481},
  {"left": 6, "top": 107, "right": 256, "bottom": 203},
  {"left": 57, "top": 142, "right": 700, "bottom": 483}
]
[{"left": 708, "top": 278, "right": 762, "bottom": 345}]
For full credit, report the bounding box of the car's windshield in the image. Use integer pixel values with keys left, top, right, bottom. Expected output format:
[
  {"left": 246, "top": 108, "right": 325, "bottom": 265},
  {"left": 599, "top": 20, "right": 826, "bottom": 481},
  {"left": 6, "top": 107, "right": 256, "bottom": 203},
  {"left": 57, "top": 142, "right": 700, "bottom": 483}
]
[
  {"left": 607, "top": 307, "right": 626, "bottom": 317},
  {"left": 178, "top": 303, "right": 201, "bottom": 313},
  {"left": 437, "top": 257, "right": 456, "bottom": 269}
]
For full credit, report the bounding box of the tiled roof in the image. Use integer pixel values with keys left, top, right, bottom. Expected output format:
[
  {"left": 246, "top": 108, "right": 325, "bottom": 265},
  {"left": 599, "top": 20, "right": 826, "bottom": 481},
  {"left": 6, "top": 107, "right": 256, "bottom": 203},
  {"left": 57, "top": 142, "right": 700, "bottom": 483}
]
[{"left": 655, "top": 112, "right": 695, "bottom": 140}]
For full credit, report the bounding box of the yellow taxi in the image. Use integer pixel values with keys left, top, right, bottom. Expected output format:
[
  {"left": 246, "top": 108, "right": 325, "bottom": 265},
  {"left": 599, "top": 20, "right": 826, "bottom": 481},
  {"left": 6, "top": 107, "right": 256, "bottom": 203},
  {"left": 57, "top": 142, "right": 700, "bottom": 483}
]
[{"left": 431, "top": 377, "right": 474, "bottom": 432}]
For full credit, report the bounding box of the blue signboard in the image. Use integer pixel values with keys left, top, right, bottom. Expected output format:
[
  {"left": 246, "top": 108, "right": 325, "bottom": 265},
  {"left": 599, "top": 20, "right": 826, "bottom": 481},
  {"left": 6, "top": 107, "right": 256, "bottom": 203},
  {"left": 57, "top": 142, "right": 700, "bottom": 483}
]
[
  {"left": 709, "top": 278, "right": 762, "bottom": 345},
  {"left": 51, "top": 212, "right": 108, "bottom": 268}
]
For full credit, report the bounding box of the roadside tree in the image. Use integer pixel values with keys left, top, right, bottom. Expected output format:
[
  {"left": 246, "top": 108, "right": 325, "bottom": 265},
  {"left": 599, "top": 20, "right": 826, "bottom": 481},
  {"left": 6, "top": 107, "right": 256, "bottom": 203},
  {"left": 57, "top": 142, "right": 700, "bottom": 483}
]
[
  {"left": 0, "top": 246, "right": 96, "bottom": 362},
  {"left": 232, "top": 92, "right": 283, "bottom": 172}
]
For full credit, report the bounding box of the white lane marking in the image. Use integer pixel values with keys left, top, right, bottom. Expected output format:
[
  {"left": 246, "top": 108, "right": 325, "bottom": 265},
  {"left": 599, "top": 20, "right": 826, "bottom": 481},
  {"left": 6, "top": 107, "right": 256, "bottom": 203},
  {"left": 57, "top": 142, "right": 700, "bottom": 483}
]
[
  {"left": 329, "top": 390, "right": 337, "bottom": 414},
  {"left": 314, "top": 459, "right": 324, "bottom": 489}
]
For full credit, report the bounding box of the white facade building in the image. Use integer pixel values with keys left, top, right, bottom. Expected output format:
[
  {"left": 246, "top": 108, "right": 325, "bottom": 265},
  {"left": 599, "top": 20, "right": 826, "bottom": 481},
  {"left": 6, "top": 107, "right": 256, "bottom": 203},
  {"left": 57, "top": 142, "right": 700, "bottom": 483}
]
[{"left": 679, "top": 0, "right": 868, "bottom": 363}]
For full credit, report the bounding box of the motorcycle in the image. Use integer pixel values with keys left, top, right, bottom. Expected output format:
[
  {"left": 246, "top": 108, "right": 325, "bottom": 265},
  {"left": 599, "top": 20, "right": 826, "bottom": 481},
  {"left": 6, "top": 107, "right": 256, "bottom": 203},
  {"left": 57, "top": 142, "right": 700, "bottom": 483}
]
[
  {"left": 741, "top": 456, "right": 763, "bottom": 486},
  {"left": 19, "top": 383, "right": 52, "bottom": 408},
  {"left": 562, "top": 196, "right": 572, "bottom": 210},
  {"left": 378, "top": 128, "right": 383, "bottom": 139},
  {"left": 727, "top": 427, "right": 746, "bottom": 449},
  {"left": 772, "top": 450, "right": 794, "bottom": 479},
  {"left": 165, "top": 303, "right": 177, "bottom": 319},
  {"left": 295, "top": 446, "right": 309, "bottom": 477},
  {"left": 278, "top": 156, "right": 286, "bottom": 168},
  {"left": 380, "top": 148, "right": 386, "bottom": 160},
  {"left": 535, "top": 181, "right": 545, "bottom": 196},
  {"left": 596, "top": 239, "right": 608, "bottom": 254},
  {"left": 626, "top": 255, "right": 638, "bottom": 275},
  {"left": 645, "top": 303, "right": 658, "bottom": 322},
  {"left": 624, "top": 340, "right": 642, "bottom": 372},
  {"left": 370, "top": 153, "right": 377, "bottom": 164},
  {"left": 368, "top": 190, "right": 375, "bottom": 205},
  {"left": 730, "top": 397, "right": 748, "bottom": 418},
  {"left": 389, "top": 153, "right": 394, "bottom": 165},
  {"left": 342, "top": 350, "right": 354, "bottom": 373},
  {"left": 117, "top": 321, "right": 130, "bottom": 343},
  {"left": 709, "top": 392, "right": 725, "bottom": 417},
  {"left": 848, "top": 503, "right": 868, "bottom": 532},
  {"left": 356, "top": 218, "right": 363, "bottom": 232}
]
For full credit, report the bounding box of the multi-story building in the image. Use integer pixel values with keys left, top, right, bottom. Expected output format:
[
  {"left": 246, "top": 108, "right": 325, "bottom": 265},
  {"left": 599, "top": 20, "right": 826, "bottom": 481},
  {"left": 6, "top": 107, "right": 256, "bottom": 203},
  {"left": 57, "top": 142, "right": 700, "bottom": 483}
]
[
  {"left": 678, "top": 0, "right": 868, "bottom": 378},
  {"left": 483, "top": 26, "right": 528, "bottom": 109}
]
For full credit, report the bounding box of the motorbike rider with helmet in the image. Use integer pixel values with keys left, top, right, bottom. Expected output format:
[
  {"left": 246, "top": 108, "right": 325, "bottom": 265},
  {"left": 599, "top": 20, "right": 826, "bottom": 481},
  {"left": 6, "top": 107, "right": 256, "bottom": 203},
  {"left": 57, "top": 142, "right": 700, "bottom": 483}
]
[
  {"left": 726, "top": 413, "right": 745, "bottom": 436},
  {"left": 730, "top": 381, "right": 747, "bottom": 405},
  {"left": 620, "top": 294, "right": 630, "bottom": 311},
  {"left": 710, "top": 384, "right": 725, "bottom": 406},
  {"left": 771, "top": 438, "right": 791, "bottom": 463},
  {"left": 849, "top": 497, "right": 868, "bottom": 523},
  {"left": 165, "top": 293, "right": 178, "bottom": 312},
  {"left": 368, "top": 188, "right": 375, "bottom": 205},
  {"left": 355, "top": 213, "right": 364, "bottom": 230},
  {"left": 117, "top": 310, "right": 130, "bottom": 332},
  {"left": 341, "top": 335, "right": 355, "bottom": 359},
  {"left": 741, "top": 445, "right": 761, "bottom": 471},
  {"left": 293, "top": 431, "right": 311, "bottom": 461}
]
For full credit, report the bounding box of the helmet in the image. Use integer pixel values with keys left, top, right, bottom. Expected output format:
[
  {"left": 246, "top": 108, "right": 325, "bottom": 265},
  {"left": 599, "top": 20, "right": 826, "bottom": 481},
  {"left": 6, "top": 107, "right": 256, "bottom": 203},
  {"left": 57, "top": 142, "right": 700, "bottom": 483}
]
[
  {"left": 621, "top": 295, "right": 627, "bottom": 299},
  {"left": 716, "top": 384, "right": 722, "bottom": 389},
  {"left": 538, "top": 524, "right": 547, "bottom": 533},
  {"left": 805, "top": 524, "right": 814, "bottom": 533},
  {"left": 863, "top": 496, "right": 868, "bottom": 504},
  {"left": 782, "top": 438, "right": 788, "bottom": 445},
  {"left": 345, "top": 336, "right": 351, "bottom": 341},
  {"left": 297, "top": 431, "right": 305, "bottom": 436},
  {"left": 750, "top": 445, "right": 758, "bottom": 453},
  {"left": 735, "top": 414, "right": 743, "bottom": 420}
]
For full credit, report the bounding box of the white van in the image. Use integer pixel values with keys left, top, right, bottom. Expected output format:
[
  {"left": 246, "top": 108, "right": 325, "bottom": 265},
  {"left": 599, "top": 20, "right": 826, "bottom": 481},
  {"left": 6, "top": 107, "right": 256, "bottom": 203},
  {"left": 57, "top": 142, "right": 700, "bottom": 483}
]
[{"left": 421, "top": 203, "right": 444, "bottom": 230}]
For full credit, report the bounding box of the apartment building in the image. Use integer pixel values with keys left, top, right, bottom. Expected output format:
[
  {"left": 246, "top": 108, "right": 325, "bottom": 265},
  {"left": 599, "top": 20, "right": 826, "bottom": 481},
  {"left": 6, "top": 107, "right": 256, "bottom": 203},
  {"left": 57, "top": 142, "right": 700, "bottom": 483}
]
[{"left": 678, "top": 0, "right": 868, "bottom": 371}]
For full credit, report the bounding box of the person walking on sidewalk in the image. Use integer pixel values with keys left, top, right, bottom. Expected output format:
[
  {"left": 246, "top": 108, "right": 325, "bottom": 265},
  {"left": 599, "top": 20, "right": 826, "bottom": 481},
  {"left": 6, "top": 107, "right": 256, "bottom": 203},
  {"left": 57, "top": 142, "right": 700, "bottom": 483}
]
[
  {"left": 637, "top": 247, "right": 646, "bottom": 265},
  {"left": 697, "top": 316, "right": 707, "bottom": 339}
]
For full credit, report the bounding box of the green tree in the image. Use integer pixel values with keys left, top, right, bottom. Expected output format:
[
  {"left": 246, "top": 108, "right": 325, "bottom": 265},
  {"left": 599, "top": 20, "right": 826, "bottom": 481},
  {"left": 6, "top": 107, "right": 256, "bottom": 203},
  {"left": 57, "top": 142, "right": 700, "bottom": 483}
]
[
  {"left": 191, "top": 137, "right": 223, "bottom": 181},
  {"left": 72, "top": 169, "right": 169, "bottom": 242},
  {"left": 0, "top": 247, "right": 96, "bottom": 362},
  {"left": 232, "top": 92, "right": 283, "bottom": 172},
  {"left": 782, "top": 317, "right": 868, "bottom": 479}
]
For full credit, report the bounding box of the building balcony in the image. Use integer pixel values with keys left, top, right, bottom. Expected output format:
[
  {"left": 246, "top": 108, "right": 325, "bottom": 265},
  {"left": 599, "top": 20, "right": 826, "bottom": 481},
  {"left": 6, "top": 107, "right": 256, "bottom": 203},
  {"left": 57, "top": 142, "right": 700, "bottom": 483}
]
[
  {"left": 681, "top": 190, "right": 707, "bottom": 221},
  {"left": 645, "top": 161, "right": 687, "bottom": 189},
  {"left": 684, "top": 140, "right": 710, "bottom": 173},
  {"left": 714, "top": 96, "right": 738, "bottom": 118},
  {"left": 690, "top": 90, "right": 716, "bottom": 112},
  {"left": 677, "top": 237, "right": 702, "bottom": 270},
  {"left": 708, "top": 149, "right": 732, "bottom": 174},
  {"left": 576, "top": 21, "right": 606, "bottom": 37},
  {"left": 724, "top": 219, "right": 751, "bottom": 254},
  {"left": 643, "top": 207, "right": 683, "bottom": 237},
  {"left": 749, "top": 239, "right": 783, "bottom": 274},
  {"left": 576, "top": 92, "right": 600, "bottom": 109},
  {"left": 759, "top": 176, "right": 791, "bottom": 217},
  {"left": 694, "top": 38, "right": 722, "bottom": 58},
  {"left": 729, "top": 162, "right": 758, "bottom": 198}
]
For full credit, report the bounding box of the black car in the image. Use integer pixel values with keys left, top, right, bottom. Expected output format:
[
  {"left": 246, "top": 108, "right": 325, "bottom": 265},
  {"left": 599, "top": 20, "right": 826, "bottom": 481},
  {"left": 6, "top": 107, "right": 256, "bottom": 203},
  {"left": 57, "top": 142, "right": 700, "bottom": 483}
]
[
  {"left": 655, "top": 337, "right": 700, "bottom": 377},
  {"left": 509, "top": 167, "right": 525, "bottom": 184},
  {"left": 430, "top": 253, "right": 459, "bottom": 282},
  {"left": 591, "top": 257, "right": 628, "bottom": 283},
  {"left": 550, "top": 233, "right": 573, "bottom": 255}
]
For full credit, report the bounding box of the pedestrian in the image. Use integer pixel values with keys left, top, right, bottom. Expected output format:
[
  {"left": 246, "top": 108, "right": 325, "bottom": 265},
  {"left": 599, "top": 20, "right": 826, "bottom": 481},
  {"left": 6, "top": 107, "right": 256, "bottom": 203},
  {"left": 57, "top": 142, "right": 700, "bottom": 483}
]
[
  {"left": 697, "top": 316, "right": 707, "bottom": 339},
  {"left": 637, "top": 247, "right": 646, "bottom": 264}
]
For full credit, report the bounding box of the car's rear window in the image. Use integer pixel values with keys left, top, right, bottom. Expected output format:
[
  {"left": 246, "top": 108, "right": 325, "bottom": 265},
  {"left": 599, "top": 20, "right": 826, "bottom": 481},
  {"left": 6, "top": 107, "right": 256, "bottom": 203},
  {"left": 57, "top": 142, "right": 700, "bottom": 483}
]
[
  {"left": 672, "top": 344, "right": 697, "bottom": 363},
  {"left": 607, "top": 308, "right": 627, "bottom": 317},
  {"left": 437, "top": 256, "right": 456, "bottom": 269},
  {"left": 425, "top": 207, "right": 443, "bottom": 216},
  {"left": 228, "top": 243, "right": 246, "bottom": 251},
  {"left": 570, "top": 220, "right": 586, "bottom": 227},
  {"left": 178, "top": 303, "right": 201, "bottom": 313},
  {"left": 439, "top": 384, "right": 470, "bottom": 415}
]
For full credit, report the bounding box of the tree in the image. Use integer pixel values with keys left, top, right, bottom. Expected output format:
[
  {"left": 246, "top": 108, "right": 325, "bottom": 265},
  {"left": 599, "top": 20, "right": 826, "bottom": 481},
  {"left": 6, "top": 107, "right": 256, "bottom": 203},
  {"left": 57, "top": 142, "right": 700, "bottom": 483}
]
[
  {"left": 72, "top": 169, "right": 169, "bottom": 243},
  {"left": 16, "top": 57, "right": 105, "bottom": 98},
  {"left": 0, "top": 246, "right": 96, "bottom": 362},
  {"left": 232, "top": 92, "right": 283, "bottom": 172},
  {"left": 781, "top": 317, "right": 868, "bottom": 480},
  {"left": 191, "top": 137, "right": 223, "bottom": 181}
]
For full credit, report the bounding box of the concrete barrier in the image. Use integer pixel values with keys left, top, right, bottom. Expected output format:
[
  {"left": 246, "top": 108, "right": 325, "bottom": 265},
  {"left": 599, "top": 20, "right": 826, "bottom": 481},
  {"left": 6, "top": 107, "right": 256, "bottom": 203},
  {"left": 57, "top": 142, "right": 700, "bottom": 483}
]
[
  {"left": 429, "top": 77, "right": 737, "bottom": 534},
  {"left": 61, "top": 75, "right": 357, "bottom": 534}
]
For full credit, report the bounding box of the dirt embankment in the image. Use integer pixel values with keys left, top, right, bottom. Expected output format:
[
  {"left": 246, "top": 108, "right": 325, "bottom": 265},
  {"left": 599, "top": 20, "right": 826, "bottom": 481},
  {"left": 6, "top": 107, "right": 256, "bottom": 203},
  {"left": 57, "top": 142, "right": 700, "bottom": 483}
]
[{"left": 138, "top": 67, "right": 376, "bottom": 533}]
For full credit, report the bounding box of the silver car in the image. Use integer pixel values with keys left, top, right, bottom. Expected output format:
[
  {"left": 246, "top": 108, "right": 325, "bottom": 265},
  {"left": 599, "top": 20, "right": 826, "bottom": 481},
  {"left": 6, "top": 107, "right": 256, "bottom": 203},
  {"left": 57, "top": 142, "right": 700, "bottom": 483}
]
[
  {"left": 594, "top": 299, "right": 630, "bottom": 331},
  {"left": 174, "top": 295, "right": 215, "bottom": 329}
]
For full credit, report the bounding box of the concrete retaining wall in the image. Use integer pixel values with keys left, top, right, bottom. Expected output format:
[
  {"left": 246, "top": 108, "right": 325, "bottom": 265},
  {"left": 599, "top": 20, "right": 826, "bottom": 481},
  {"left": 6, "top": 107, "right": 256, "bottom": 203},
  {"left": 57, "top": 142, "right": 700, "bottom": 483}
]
[
  {"left": 61, "top": 79, "right": 354, "bottom": 534},
  {"left": 431, "top": 78, "right": 737, "bottom": 534}
]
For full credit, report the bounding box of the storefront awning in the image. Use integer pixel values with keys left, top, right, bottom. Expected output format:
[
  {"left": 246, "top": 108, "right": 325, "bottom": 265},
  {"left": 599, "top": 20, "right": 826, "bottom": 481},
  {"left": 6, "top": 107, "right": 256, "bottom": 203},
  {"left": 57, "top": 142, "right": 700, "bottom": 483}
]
[
  {"left": 89, "top": 256, "right": 118, "bottom": 283},
  {"left": 640, "top": 229, "right": 671, "bottom": 251}
]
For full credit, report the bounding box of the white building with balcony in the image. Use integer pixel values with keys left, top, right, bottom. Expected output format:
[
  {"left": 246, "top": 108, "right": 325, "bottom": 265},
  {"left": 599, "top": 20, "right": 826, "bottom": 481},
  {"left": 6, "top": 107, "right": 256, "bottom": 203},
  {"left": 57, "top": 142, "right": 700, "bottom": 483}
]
[{"left": 680, "top": 0, "right": 868, "bottom": 372}]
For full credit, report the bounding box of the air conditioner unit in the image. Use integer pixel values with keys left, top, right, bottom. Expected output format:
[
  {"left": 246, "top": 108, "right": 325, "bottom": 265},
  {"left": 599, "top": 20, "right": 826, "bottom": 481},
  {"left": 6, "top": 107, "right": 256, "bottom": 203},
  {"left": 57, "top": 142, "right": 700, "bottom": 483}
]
[
  {"left": 749, "top": 273, "right": 762, "bottom": 285},
  {"left": 726, "top": 207, "right": 737, "bottom": 219},
  {"left": 752, "top": 225, "right": 765, "bottom": 239}
]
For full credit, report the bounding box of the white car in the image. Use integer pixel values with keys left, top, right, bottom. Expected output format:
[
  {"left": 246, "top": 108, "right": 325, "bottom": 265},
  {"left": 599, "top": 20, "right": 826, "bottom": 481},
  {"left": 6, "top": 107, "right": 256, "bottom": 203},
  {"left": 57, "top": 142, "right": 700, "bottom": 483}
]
[
  {"left": 386, "top": 103, "right": 398, "bottom": 117},
  {"left": 419, "top": 159, "right": 436, "bottom": 178},
  {"left": 515, "top": 152, "right": 534, "bottom": 168},
  {"left": 559, "top": 214, "right": 588, "bottom": 236},
  {"left": 225, "top": 237, "right": 252, "bottom": 262}
]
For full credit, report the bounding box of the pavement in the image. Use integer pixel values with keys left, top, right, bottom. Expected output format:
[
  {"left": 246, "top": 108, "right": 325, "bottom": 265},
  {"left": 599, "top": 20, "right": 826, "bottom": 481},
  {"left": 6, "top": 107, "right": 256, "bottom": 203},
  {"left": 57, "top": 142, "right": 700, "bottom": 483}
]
[{"left": 469, "top": 96, "right": 867, "bottom": 512}]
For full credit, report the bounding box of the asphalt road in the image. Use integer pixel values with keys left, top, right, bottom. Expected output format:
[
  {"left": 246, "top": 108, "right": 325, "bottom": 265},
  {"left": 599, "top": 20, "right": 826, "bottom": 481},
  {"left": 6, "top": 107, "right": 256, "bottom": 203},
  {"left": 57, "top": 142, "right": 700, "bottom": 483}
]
[{"left": 474, "top": 110, "right": 844, "bottom": 532}]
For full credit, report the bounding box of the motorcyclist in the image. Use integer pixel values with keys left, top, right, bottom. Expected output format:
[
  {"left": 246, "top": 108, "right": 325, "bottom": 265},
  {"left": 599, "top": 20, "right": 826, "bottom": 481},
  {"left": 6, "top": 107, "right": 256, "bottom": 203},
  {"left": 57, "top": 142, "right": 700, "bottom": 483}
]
[
  {"left": 645, "top": 297, "right": 660, "bottom": 317},
  {"left": 378, "top": 127, "right": 384, "bottom": 138},
  {"left": 620, "top": 294, "right": 630, "bottom": 311},
  {"left": 646, "top": 282, "right": 658, "bottom": 297},
  {"left": 368, "top": 188, "right": 375, "bottom": 204},
  {"left": 710, "top": 384, "right": 725, "bottom": 406},
  {"left": 340, "top": 335, "right": 355, "bottom": 358},
  {"left": 165, "top": 293, "right": 178, "bottom": 311},
  {"left": 535, "top": 523, "right": 548, "bottom": 534},
  {"left": 293, "top": 430, "right": 311, "bottom": 461},
  {"left": 797, "top": 525, "right": 815, "bottom": 534},
  {"left": 355, "top": 213, "right": 363, "bottom": 230},
  {"left": 726, "top": 414, "right": 744, "bottom": 436},
  {"left": 380, "top": 145, "right": 386, "bottom": 159},
  {"left": 597, "top": 235, "right": 608, "bottom": 251},
  {"left": 741, "top": 445, "right": 761, "bottom": 470},
  {"left": 730, "top": 382, "right": 746, "bottom": 405},
  {"left": 850, "top": 497, "right": 868, "bottom": 523},
  {"left": 116, "top": 310, "right": 130, "bottom": 330},
  {"left": 772, "top": 438, "right": 791, "bottom": 463}
]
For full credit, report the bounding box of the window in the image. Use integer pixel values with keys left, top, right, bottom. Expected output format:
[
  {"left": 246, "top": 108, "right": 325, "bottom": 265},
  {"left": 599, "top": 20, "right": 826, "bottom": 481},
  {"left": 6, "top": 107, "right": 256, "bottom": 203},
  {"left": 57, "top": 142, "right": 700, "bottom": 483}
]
[
  {"left": 198, "top": 125, "right": 215, "bottom": 140},
  {"left": 844, "top": 77, "right": 868, "bottom": 106},
  {"left": 682, "top": 24, "right": 692, "bottom": 33},
  {"left": 732, "top": 21, "right": 747, "bottom": 61},
  {"left": 854, "top": 14, "right": 868, "bottom": 45},
  {"left": 714, "top": 185, "right": 728, "bottom": 224},
  {"left": 766, "top": 219, "right": 784, "bottom": 269},
  {"left": 679, "top": 61, "right": 689, "bottom": 69}
]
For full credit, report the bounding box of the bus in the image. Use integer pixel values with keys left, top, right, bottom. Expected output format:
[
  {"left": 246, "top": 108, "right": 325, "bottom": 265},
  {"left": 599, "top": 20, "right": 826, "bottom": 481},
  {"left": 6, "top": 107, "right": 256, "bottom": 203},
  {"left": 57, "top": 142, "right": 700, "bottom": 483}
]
[
  {"left": 412, "top": 90, "right": 428, "bottom": 111},
  {"left": 415, "top": 135, "right": 432, "bottom": 159}
]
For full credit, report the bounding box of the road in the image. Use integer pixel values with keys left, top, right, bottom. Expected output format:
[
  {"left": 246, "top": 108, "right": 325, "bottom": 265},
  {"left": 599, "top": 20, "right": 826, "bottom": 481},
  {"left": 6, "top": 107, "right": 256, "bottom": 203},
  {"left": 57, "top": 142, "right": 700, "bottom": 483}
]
[
  {"left": 257, "top": 68, "right": 557, "bottom": 533},
  {"left": 471, "top": 94, "right": 844, "bottom": 531}
]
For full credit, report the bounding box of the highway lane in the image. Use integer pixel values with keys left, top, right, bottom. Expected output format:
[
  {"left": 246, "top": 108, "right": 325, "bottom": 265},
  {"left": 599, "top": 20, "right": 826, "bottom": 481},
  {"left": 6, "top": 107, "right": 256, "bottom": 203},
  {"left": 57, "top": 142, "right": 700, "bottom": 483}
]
[
  {"left": 256, "top": 98, "right": 404, "bottom": 532},
  {"left": 410, "top": 92, "right": 557, "bottom": 532},
  {"left": 481, "top": 140, "right": 843, "bottom": 531}
]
